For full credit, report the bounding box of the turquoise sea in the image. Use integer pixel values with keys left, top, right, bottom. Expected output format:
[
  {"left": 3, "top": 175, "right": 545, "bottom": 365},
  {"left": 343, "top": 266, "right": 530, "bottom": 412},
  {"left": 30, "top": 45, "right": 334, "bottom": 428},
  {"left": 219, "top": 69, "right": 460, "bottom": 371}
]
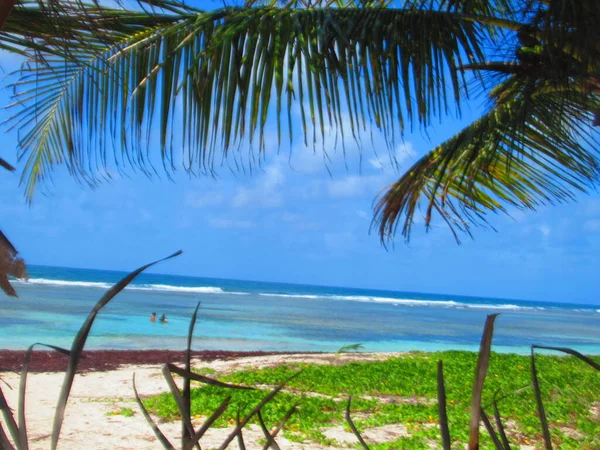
[{"left": 2, "top": 265, "right": 600, "bottom": 354}]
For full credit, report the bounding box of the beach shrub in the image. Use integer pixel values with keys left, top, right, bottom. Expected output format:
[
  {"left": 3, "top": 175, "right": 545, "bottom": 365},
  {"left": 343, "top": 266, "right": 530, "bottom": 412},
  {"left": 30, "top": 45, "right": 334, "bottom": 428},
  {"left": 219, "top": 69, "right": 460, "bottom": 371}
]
[
  {"left": 144, "top": 351, "right": 600, "bottom": 448},
  {"left": 138, "top": 313, "right": 599, "bottom": 450}
]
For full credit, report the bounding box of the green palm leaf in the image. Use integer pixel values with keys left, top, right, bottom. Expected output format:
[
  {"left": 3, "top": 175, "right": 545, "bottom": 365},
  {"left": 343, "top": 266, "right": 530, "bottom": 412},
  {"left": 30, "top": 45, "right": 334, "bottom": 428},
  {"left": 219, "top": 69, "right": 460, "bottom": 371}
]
[
  {"left": 7, "top": 5, "right": 492, "bottom": 199},
  {"left": 1, "top": 1, "right": 194, "bottom": 57},
  {"left": 373, "top": 83, "right": 600, "bottom": 243},
  {"left": 4, "top": 0, "right": 599, "bottom": 243}
]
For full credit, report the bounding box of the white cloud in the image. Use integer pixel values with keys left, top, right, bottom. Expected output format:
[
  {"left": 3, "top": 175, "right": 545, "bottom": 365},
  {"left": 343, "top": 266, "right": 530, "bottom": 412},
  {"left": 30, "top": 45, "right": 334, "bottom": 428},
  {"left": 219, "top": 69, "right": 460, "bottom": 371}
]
[
  {"left": 538, "top": 224, "right": 551, "bottom": 238},
  {"left": 208, "top": 217, "right": 255, "bottom": 229},
  {"left": 507, "top": 209, "right": 527, "bottom": 223},
  {"left": 327, "top": 174, "right": 385, "bottom": 198},
  {"left": 185, "top": 191, "right": 224, "bottom": 208},
  {"left": 369, "top": 142, "right": 416, "bottom": 171},
  {"left": 288, "top": 148, "right": 332, "bottom": 174},
  {"left": 293, "top": 179, "right": 323, "bottom": 200},
  {"left": 232, "top": 163, "right": 285, "bottom": 208},
  {"left": 356, "top": 210, "right": 369, "bottom": 219}
]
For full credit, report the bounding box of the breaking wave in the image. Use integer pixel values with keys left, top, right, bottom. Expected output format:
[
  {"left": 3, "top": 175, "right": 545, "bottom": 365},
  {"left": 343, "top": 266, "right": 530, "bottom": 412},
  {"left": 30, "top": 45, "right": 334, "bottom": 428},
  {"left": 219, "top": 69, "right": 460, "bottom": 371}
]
[
  {"left": 19, "top": 278, "right": 232, "bottom": 294},
  {"left": 259, "top": 292, "right": 541, "bottom": 311},
  {"left": 19, "top": 278, "right": 586, "bottom": 311}
]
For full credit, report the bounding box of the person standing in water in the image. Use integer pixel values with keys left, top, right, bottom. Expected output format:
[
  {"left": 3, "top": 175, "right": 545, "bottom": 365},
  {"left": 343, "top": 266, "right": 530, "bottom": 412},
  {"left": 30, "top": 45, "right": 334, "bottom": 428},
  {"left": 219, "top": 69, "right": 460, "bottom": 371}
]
[
  {"left": 150, "top": 312, "right": 157, "bottom": 323},
  {"left": 159, "top": 314, "right": 168, "bottom": 324}
]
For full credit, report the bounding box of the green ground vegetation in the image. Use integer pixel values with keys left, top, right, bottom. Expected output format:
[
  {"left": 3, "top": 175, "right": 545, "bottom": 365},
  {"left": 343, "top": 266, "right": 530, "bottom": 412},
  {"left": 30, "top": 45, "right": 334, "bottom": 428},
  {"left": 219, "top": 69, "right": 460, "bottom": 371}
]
[
  {"left": 107, "top": 407, "right": 135, "bottom": 417},
  {"left": 143, "top": 351, "right": 600, "bottom": 449}
]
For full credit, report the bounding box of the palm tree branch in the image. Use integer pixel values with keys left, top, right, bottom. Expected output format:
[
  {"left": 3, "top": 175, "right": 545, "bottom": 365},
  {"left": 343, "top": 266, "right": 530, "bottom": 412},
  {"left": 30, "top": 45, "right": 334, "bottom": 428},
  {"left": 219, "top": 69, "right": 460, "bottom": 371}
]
[
  {"left": 9, "top": 6, "right": 497, "bottom": 199},
  {"left": 373, "top": 86, "right": 600, "bottom": 242}
]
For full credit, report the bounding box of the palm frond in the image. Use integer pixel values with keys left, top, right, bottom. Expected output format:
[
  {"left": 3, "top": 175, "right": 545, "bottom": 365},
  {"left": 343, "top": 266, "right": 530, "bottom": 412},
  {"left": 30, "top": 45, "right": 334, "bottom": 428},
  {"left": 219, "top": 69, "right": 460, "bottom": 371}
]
[
  {"left": 7, "top": 6, "right": 492, "bottom": 199},
  {"left": 373, "top": 83, "right": 600, "bottom": 243},
  {"left": 1, "top": 0, "right": 192, "bottom": 57}
]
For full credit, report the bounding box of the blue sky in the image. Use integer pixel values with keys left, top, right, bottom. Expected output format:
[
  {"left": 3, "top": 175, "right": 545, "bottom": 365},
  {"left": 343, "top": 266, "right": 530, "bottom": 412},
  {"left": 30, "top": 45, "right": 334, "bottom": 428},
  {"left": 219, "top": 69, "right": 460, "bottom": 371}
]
[{"left": 1, "top": 11, "right": 599, "bottom": 305}]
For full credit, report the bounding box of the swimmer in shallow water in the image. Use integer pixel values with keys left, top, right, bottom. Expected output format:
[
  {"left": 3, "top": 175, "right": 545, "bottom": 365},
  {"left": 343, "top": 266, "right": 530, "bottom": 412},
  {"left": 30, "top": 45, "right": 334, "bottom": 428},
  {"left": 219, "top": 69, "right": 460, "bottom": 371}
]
[
  {"left": 159, "top": 314, "right": 168, "bottom": 323},
  {"left": 150, "top": 312, "right": 156, "bottom": 323}
]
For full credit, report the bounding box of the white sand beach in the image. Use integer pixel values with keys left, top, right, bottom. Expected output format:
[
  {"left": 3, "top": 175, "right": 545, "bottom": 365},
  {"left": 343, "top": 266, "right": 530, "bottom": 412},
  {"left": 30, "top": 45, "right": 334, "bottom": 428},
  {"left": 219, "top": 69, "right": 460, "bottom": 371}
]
[
  {"left": 1, "top": 353, "right": 415, "bottom": 450},
  {"left": 1, "top": 353, "right": 538, "bottom": 450}
]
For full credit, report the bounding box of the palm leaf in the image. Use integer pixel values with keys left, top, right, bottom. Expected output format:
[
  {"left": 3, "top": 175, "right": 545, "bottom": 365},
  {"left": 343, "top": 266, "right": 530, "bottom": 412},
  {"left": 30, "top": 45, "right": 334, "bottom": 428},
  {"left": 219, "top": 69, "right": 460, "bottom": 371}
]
[
  {"left": 6, "top": 0, "right": 598, "bottom": 244},
  {"left": 2, "top": 1, "right": 193, "bottom": 57},
  {"left": 7, "top": 6, "right": 492, "bottom": 199},
  {"left": 374, "top": 84, "right": 600, "bottom": 243}
]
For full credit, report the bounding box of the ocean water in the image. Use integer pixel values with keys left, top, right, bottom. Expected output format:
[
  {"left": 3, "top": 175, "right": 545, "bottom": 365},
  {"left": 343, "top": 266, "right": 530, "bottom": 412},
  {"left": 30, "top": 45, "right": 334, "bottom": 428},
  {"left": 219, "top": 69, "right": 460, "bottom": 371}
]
[{"left": 2, "top": 265, "right": 600, "bottom": 354}]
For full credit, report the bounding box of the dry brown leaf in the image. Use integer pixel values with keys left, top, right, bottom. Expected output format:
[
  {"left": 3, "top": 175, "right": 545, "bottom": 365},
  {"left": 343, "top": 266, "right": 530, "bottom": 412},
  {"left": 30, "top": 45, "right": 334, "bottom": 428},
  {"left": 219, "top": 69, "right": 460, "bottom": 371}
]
[{"left": 0, "top": 230, "right": 28, "bottom": 297}]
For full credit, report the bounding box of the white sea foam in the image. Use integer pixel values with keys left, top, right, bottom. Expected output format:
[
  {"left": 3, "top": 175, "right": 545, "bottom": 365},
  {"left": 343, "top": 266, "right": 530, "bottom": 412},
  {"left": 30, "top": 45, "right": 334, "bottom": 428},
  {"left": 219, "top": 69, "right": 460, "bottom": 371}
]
[
  {"left": 17, "top": 278, "right": 548, "bottom": 310},
  {"left": 18, "top": 278, "right": 114, "bottom": 289},
  {"left": 455, "top": 303, "right": 538, "bottom": 310},
  {"left": 19, "top": 278, "right": 234, "bottom": 295},
  {"left": 332, "top": 295, "right": 460, "bottom": 307},
  {"left": 259, "top": 292, "right": 542, "bottom": 311},
  {"left": 129, "top": 284, "right": 226, "bottom": 294},
  {"left": 259, "top": 293, "right": 321, "bottom": 299}
]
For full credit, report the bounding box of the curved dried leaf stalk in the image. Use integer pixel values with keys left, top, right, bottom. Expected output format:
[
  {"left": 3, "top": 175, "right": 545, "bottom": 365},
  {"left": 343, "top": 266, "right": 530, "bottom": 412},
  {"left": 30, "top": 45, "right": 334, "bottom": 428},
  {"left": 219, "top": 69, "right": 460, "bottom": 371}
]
[
  {"left": 480, "top": 407, "right": 506, "bottom": 450},
  {"left": 436, "top": 360, "right": 451, "bottom": 450},
  {"left": 529, "top": 344, "right": 600, "bottom": 450},
  {"left": 50, "top": 250, "right": 182, "bottom": 450},
  {"left": 217, "top": 371, "right": 302, "bottom": 450},
  {"left": 345, "top": 396, "right": 370, "bottom": 450},
  {"left": 183, "top": 396, "right": 232, "bottom": 450},
  {"left": 260, "top": 402, "right": 298, "bottom": 450},
  {"left": 468, "top": 313, "right": 498, "bottom": 449},
  {"left": 160, "top": 365, "right": 197, "bottom": 448},
  {"left": 257, "top": 410, "right": 281, "bottom": 450},
  {"left": 18, "top": 344, "right": 70, "bottom": 450},
  {"left": 530, "top": 347, "right": 552, "bottom": 450},
  {"left": 133, "top": 373, "right": 176, "bottom": 450},
  {"left": 182, "top": 301, "right": 201, "bottom": 448},
  {"left": 492, "top": 400, "right": 512, "bottom": 450},
  {"left": 0, "top": 386, "right": 19, "bottom": 447}
]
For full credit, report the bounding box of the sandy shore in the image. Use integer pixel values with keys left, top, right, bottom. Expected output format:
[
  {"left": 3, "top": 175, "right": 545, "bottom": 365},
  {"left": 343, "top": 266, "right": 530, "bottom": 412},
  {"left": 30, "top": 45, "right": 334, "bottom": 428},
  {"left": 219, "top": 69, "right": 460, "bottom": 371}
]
[
  {"left": 1, "top": 351, "right": 539, "bottom": 450},
  {"left": 1, "top": 351, "right": 418, "bottom": 450}
]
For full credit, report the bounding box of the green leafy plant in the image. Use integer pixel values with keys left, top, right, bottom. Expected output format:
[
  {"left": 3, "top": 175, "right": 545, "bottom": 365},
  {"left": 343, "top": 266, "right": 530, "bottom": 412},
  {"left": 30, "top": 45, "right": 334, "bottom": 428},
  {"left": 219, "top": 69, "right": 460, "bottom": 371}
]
[
  {"left": 107, "top": 407, "right": 135, "bottom": 417},
  {"left": 143, "top": 315, "right": 599, "bottom": 449},
  {"left": 133, "top": 300, "right": 303, "bottom": 450}
]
